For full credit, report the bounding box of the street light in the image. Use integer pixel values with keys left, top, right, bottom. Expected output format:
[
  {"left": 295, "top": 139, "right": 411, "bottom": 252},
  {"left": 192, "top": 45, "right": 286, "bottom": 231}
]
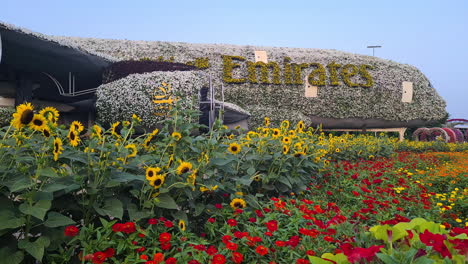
[{"left": 367, "top": 45, "right": 382, "bottom": 56}]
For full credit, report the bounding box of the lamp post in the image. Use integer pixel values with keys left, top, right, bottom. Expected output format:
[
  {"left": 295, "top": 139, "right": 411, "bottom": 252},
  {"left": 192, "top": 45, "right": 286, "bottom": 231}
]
[{"left": 367, "top": 45, "right": 382, "bottom": 56}]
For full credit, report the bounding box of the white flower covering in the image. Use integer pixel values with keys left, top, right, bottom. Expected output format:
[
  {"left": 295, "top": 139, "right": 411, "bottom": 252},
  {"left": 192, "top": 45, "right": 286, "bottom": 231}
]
[
  {"left": 62, "top": 37, "right": 447, "bottom": 126},
  {"left": 1, "top": 21, "right": 446, "bottom": 127},
  {"left": 96, "top": 71, "right": 206, "bottom": 126}
]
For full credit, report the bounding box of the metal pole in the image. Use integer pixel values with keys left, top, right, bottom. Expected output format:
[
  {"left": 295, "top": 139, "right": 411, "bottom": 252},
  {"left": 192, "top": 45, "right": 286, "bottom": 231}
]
[{"left": 0, "top": 31, "right": 3, "bottom": 65}]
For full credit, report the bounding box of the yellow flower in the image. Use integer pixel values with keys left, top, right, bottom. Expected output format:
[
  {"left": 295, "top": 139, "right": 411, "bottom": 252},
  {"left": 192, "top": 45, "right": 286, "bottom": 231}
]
[
  {"left": 293, "top": 151, "right": 306, "bottom": 157},
  {"left": 176, "top": 161, "right": 193, "bottom": 175},
  {"left": 70, "top": 121, "right": 84, "bottom": 133},
  {"left": 67, "top": 129, "right": 80, "bottom": 147},
  {"left": 91, "top": 125, "right": 103, "bottom": 139},
  {"left": 264, "top": 117, "right": 270, "bottom": 127},
  {"left": 200, "top": 186, "right": 209, "bottom": 192},
  {"left": 111, "top": 122, "right": 121, "bottom": 138},
  {"left": 272, "top": 129, "right": 281, "bottom": 138},
  {"left": 187, "top": 169, "right": 197, "bottom": 188},
  {"left": 132, "top": 114, "right": 142, "bottom": 122},
  {"left": 42, "top": 127, "right": 52, "bottom": 138},
  {"left": 146, "top": 167, "right": 161, "bottom": 181},
  {"left": 335, "top": 148, "right": 340, "bottom": 153},
  {"left": 230, "top": 198, "right": 247, "bottom": 209},
  {"left": 125, "top": 144, "right": 138, "bottom": 158},
  {"left": 281, "top": 120, "right": 290, "bottom": 129},
  {"left": 296, "top": 120, "right": 305, "bottom": 131},
  {"left": 282, "top": 145, "right": 289, "bottom": 154},
  {"left": 53, "top": 137, "right": 64, "bottom": 161},
  {"left": 228, "top": 143, "right": 241, "bottom": 154},
  {"left": 178, "top": 219, "right": 186, "bottom": 231},
  {"left": 172, "top": 132, "right": 182, "bottom": 141},
  {"left": 39, "top": 106, "right": 59, "bottom": 124},
  {"left": 282, "top": 136, "right": 291, "bottom": 145},
  {"left": 149, "top": 174, "right": 165, "bottom": 189},
  {"left": 28, "top": 114, "right": 48, "bottom": 131},
  {"left": 11, "top": 102, "right": 34, "bottom": 129}
]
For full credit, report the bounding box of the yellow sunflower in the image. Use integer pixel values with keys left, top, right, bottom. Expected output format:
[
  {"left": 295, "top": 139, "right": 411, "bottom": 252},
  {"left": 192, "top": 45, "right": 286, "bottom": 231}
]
[
  {"left": 68, "top": 129, "right": 80, "bottom": 147},
  {"left": 172, "top": 131, "right": 182, "bottom": 141},
  {"left": 187, "top": 169, "right": 197, "bottom": 189},
  {"left": 178, "top": 219, "right": 186, "bottom": 231},
  {"left": 42, "top": 127, "right": 52, "bottom": 138},
  {"left": 39, "top": 107, "right": 59, "bottom": 124},
  {"left": 281, "top": 120, "right": 290, "bottom": 129},
  {"left": 282, "top": 136, "right": 291, "bottom": 145},
  {"left": 132, "top": 114, "right": 142, "bottom": 122},
  {"left": 146, "top": 167, "right": 161, "bottom": 181},
  {"left": 272, "top": 129, "right": 281, "bottom": 138},
  {"left": 296, "top": 120, "right": 305, "bottom": 131},
  {"left": 288, "top": 130, "right": 296, "bottom": 137},
  {"left": 166, "top": 154, "right": 174, "bottom": 168},
  {"left": 230, "top": 198, "right": 247, "bottom": 210},
  {"left": 143, "top": 129, "right": 159, "bottom": 148},
  {"left": 125, "top": 144, "right": 138, "bottom": 158},
  {"left": 282, "top": 145, "right": 289, "bottom": 154},
  {"left": 29, "top": 114, "right": 48, "bottom": 131},
  {"left": 228, "top": 143, "right": 241, "bottom": 154},
  {"left": 293, "top": 151, "right": 306, "bottom": 157},
  {"left": 264, "top": 117, "right": 270, "bottom": 127},
  {"left": 335, "top": 148, "right": 341, "bottom": 153},
  {"left": 149, "top": 174, "right": 165, "bottom": 189},
  {"left": 11, "top": 102, "right": 34, "bottom": 129},
  {"left": 91, "top": 125, "right": 103, "bottom": 139},
  {"left": 111, "top": 121, "right": 121, "bottom": 138},
  {"left": 176, "top": 161, "right": 193, "bottom": 175},
  {"left": 53, "top": 137, "right": 64, "bottom": 161},
  {"left": 70, "top": 121, "right": 84, "bottom": 133}
]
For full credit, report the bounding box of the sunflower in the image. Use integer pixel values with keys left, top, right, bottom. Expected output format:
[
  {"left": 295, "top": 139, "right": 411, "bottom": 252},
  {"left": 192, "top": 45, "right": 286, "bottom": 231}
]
[
  {"left": 230, "top": 198, "right": 247, "bottom": 210},
  {"left": 187, "top": 169, "right": 197, "bottom": 188},
  {"left": 125, "top": 144, "right": 138, "bottom": 158},
  {"left": 282, "top": 145, "right": 289, "bottom": 154},
  {"left": 39, "top": 107, "right": 59, "bottom": 124},
  {"left": 280, "top": 120, "right": 290, "bottom": 129},
  {"left": 288, "top": 130, "right": 296, "bottom": 137},
  {"left": 132, "top": 114, "right": 142, "bottom": 122},
  {"left": 293, "top": 151, "right": 306, "bottom": 157},
  {"left": 70, "top": 121, "right": 84, "bottom": 133},
  {"left": 335, "top": 148, "right": 341, "bottom": 153},
  {"left": 42, "top": 127, "right": 52, "bottom": 138},
  {"left": 282, "top": 136, "right": 291, "bottom": 145},
  {"left": 272, "top": 129, "right": 281, "bottom": 138},
  {"left": 176, "top": 161, "right": 193, "bottom": 175},
  {"left": 111, "top": 121, "right": 121, "bottom": 138},
  {"left": 149, "top": 174, "right": 165, "bottom": 189},
  {"left": 68, "top": 129, "right": 80, "bottom": 147},
  {"left": 264, "top": 117, "right": 270, "bottom": 127},
  {"left": 172, "top": 132, "right": 182, "bottom": 141},
  {"left": 11, "top": 102, "right": 34, "bottom": 129},
  {"left": 91, "top": 125, "right": 103, "bottom": 139},
  {"left": 178, "top": 219, "right": 186, "bottom": 231},
  {"left": 166, "top": 154, "right": 174, "bottom": 168},
  {"left": 143, "top": 129, "right": 159, "bottom": 148},
  {"left": 296, "top": 120, "right": 305, "bottom": 131},
  {"left": 228, "top": 143, "right": 241, "bottom": 154},
  {"left": 53, "top": 137, "right": 64, "bottom": 161},
  {"left": 29, "top": 114, "right": 48, "bottom": 131},
  {"left": 145, "top": 167, "right": 161, "bottom": 181}
]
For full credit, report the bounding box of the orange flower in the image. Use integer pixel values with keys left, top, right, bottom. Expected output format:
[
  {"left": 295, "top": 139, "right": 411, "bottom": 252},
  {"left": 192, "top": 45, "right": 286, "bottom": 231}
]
[{"left": 153, "top": 253, "right": 164, "bottom": 264}]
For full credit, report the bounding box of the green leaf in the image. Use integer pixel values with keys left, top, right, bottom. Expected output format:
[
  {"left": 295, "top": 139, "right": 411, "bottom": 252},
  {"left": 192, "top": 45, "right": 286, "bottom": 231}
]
[
  {"left": 127, "top": 203, "right": 151, "bottom": 221},
  {"left": 210, "top": 158, "right": 233, "bottom": 166},
  {"left": 111, "top": 171, "right": 142, "bottom": 183},
  {"left": 94, "top": 198, "right": 123, "bottom": 219},
  {"left": 376, "top": 253, "right": 399, "bottom": 264},
  {"left": 8, "top": 178, "right": 34, "bottom": 192},
  {"left": 18, "top": 200, "right": 51, "bottom": 220},
  {"left": 41, "top": 183, "right": 68, "bottom": 192},
  {"left": 194, "top": 203, "right": 205, "bottom": 216},
  {"left": 0, "top": 247, "right": 24, "bottom": 264},
  {"left": 246, "top": 167, "right": 256, "bottom": 176},
  {"left": 37, "top": 167, "right": 58, "bottom": 178},
  {"left": 18, "top": 237, "right": 50, "bottom": 261},
  {"left": 308, "top": 256, "right": 333, "bottom": 264},
  {"left": 0, "top": 210, "right": 25, "bottom": 230},
  {"left": 155, "top": 193, "right": 179, "bottom": 209},
  {"left": 44, "top": 212, "right": 75, "bottom": 227}
]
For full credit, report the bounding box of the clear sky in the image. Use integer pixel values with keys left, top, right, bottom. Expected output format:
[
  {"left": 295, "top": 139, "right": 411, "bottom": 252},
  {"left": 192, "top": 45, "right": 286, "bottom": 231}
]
[{"left": 3, "top": 0, "right": 468, "bottom": 119}]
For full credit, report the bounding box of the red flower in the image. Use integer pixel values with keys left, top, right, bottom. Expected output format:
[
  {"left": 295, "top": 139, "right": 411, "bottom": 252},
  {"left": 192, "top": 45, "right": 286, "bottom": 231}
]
[
  {"left": 103, "top": 248, "right": 115, "bottom": 258},
  {"left": 92, "top": 252, "right": 107, "bottom": 264},
  {"left": 206, "top": 245, "right": 218, "bottom": 255},
  {"left": 419, "top": 230, "right": 451, "bottom": 258},
  {"left": 306, "top": 250, "right": 316, "bottom": 256},
  {"left": 296, "top": 259, "right": 310, "bottom": 264},
  {"left": 275, "top": 241, "right": 286, "bottom": 247},
  {"left": 232, "top": 252, "right": 243, "bottom": 264},
  {"left": 164, "top": 221, "right": 174, "bottom": 228},
  {"left": 212, "top": 254, "right": 226, "bottom": 264},
  {"left": 326, "top": 191, "right": 333, "bottom": 196},
  {"left": 159, "top": 232, "right": 171, "bottom": 243},
  {"left": 222, "top": 235, "right": 232, "bottom": 243},
  {"left": 165, "top": 257, "right": 177, "bottom": 264},
  {"left": 188, "top": 260, "right": 201, "bottom": 264},
  {"left": 287, "top": 236, "right": 300, "bottom": 248},
  {"left": 148, "top": 218, "right": 158, "bottom": 225},
  {"left": 255, "top": 245, "right": 268, "bottom": 256},
  {"left": 140, "top": 255, "right": 149, "bottom": 260},
  {"left": 208, "top": 218, "right": 216, "bottom": 223},
  {"left": 323, "top": 236, "right": 334, "bottom": 242},
  {"left": 161, "top": 242, "right": 171, "bottom": 251},
  {"left": 249, "top": 217, "right": 257, "bottom": 223},
  {"left": 227, "top": 219, "right": 237, "bottom": 227},
  {"left": 226, "top": 242, "right": 238, "bottom": 251},
  {"left": 154, "top": 253, "right": 164, "bottom": 264},
  {"left": 64, "top": 225, "right": 79, "bottom": 237},
  {"left": 112, "top": 223, "right": 123, "bottom": 232},
  {"left": 344, "top": 245, "right": 384, "bottom": 263},
  {"left": 136, "top": 246, "right": 146, "bottom": 253},
  {"left": 121, "top": 222, "right": 136, "bottom": 234},
  {"left": 233, "top": 231, "right": 249, "bottom": 239},
  {"left": 215, "top": 203, "right": 223, "bottom": 209},
  {"left": 265, "top": 220, "right": 278, "bottom": 232}
]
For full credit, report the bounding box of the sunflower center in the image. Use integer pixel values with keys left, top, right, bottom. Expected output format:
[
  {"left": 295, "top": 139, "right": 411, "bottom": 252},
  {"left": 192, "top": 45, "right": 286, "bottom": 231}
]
[
  {"left": 20, "top": 110, "right": 34, "bottom": 124},
  {"left": 70, "top": 132, "right": 75, "bottom": 140},
  {"left": 231, "top": 146, "right": 238, "bottom": 152},
  {"left": 54, "top": 143, "right": 59, "bottom": 152},
  {"left": 181, "top": 167, "right": 189, "bottom": 174},
  {"left": 33, "top": 119, "right": 43, "bottom": 126},
  {"left": 43, "top": 129, "right": 50, "bottom": 137},
  {"left": 234, "top": 202, "right": 242, "bottom": 208},
  {"left": 148, "top": 171, "right": 154, "bottom": 177},
  {"left": 154, "top": 179, "right": 162, "bottom": 186}
]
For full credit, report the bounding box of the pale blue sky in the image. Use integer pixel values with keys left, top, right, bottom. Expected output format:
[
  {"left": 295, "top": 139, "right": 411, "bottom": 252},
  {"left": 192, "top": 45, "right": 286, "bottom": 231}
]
[{"left": 3, "top": 0, "right": 468, "bottom": 119}]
